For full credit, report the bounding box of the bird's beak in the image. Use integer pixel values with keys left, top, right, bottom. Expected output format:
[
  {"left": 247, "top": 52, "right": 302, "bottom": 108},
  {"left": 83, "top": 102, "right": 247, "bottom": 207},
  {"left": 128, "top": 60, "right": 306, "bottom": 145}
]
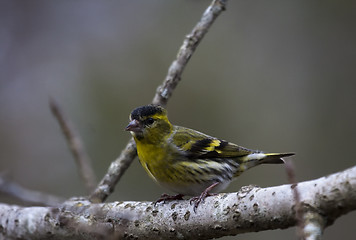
[{"left": 125, "top": 119, "right": 141, "bottom": 132}]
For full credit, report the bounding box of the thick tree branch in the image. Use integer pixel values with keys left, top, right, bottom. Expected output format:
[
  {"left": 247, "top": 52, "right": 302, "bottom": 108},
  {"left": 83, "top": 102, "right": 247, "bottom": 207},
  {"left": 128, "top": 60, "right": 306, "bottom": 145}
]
[
  {"left": 89, "top": 0, "right": 228, "bottom": 203},
  {"left": 2, "top": 166, "right": 355, "bottom": 240}
]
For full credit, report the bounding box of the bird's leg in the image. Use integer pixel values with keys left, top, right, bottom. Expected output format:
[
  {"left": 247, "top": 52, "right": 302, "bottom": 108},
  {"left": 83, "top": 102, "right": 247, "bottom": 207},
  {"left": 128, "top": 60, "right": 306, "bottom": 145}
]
[
  {"left": 190, "top": 182, "right": 219, "bottom": 212},
  {"left": 154, "top": 193, "right": 185, "bottom": 206}
]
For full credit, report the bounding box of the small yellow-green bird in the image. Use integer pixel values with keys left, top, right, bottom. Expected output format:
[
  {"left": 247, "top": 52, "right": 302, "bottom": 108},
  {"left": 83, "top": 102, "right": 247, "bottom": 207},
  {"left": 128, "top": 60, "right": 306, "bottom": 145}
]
[{"left": 126, "top": 105, "right": 294, "bottom": 211}]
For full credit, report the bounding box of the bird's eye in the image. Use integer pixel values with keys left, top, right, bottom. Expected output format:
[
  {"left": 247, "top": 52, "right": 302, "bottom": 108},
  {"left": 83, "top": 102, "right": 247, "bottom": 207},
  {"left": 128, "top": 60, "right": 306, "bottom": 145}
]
[{"left": 146, "top": 118, "right": 155, "bottom": 125}]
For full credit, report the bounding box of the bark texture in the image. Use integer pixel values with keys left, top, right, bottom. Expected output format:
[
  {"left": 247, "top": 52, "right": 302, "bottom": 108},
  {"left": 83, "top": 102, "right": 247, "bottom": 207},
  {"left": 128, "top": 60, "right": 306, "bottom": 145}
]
[{"left": 1, "top": 166, "right": 355, "bottom": 240}]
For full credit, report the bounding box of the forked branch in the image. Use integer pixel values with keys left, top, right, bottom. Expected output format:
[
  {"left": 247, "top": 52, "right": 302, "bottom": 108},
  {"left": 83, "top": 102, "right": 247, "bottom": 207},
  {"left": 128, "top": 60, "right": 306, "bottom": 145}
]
[{"left": 89, "top": 0, "right": 228, "bottom": 203}]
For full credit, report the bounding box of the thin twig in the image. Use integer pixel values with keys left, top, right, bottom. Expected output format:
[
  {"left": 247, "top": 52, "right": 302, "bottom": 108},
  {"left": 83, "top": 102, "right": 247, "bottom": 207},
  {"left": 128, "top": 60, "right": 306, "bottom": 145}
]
[
  {"left": 286, "top": 160, "right": 327, "bottom": 240},
  {"left": 285, "top": 159, "right": 305, "bottom": 239},
  {"left": 49, "top": 97, "right": 97, "bottom": 194},
  {"left": 0, "top": 175, "right": 64, "bottom": 207},
  {"left": 89, "top": 0, "right": 228, "bottom": 203}
]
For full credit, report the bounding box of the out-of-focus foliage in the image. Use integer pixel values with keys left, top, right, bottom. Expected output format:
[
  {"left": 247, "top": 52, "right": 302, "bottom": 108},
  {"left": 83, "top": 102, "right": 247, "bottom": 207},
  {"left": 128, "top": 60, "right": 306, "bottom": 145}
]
[{"left": 0, "top": 1, "right": 355, "bottom": 239}]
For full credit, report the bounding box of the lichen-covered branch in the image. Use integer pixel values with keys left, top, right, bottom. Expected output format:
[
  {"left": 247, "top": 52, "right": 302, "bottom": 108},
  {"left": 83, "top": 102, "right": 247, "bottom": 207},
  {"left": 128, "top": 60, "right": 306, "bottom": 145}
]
[
  {"left": 2, "top": 165, "right": 355, "bottom": 240},
  {"left": 89, "top": 0, "right": 228, "bottom": 203}
]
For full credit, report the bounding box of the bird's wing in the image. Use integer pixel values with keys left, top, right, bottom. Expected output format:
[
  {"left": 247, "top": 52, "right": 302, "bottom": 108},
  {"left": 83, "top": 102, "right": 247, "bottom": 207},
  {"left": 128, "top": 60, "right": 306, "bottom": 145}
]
[{"left": 170, "top": 126, "right": 254, "bottom": 159}]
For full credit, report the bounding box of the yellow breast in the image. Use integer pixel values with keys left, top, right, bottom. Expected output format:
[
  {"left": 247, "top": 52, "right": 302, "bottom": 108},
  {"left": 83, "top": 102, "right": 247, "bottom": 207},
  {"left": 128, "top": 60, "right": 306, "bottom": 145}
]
[{"left": 135, "top": 140, "right": 169, "bottom": 182}]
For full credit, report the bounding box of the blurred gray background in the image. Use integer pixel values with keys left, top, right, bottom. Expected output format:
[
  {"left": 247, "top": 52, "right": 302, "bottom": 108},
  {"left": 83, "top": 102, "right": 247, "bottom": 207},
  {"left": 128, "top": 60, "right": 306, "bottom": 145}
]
[{"left": 1, "top": 1, "right": 355, "bottom": 239}]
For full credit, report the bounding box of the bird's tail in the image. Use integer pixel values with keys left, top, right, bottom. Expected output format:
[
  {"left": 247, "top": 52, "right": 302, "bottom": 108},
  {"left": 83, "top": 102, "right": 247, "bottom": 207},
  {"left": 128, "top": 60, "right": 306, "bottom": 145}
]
[
  {"left": 260, "top": 152, "right": 295, "bottom": 164},
  {"left": 238, "top": 152, "right": 294, "bottom": 168},
  {"left": 234, "top": 152, "right": 294, "bottom": 177}
]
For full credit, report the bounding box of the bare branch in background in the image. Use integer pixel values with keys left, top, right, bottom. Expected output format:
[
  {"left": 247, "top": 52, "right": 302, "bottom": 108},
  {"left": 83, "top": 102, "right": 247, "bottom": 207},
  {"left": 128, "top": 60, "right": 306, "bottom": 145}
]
[
  {"left": 285, "top": 160, "right": 328, "bottom": 240},
  {"left": 49, "top": 97, "right": 97, "bottom": 194},
  {"left": 0, "top": 175, "right": 64, "bottom": 207},
  {"left": 89, "top": 0, "right": 228, "bottom": 203},
  {"left": 2, "top": 165, "right": 355, "bottom": 239},
  {"left": 152, "top": 0, "right": 227, "bottom": 106}
]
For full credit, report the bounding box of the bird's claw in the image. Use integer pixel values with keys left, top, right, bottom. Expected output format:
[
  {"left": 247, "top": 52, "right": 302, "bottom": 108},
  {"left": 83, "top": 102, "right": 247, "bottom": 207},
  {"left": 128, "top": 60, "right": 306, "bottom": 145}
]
[
  {"left": 190, "top": 192, "right": 217, "bottom": 212},
  {"left": 190, "top": 182, "right": 220, "bottom": 212},
  {"left": 154, "top": 193, "right": 184, "bottom": 206}
]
